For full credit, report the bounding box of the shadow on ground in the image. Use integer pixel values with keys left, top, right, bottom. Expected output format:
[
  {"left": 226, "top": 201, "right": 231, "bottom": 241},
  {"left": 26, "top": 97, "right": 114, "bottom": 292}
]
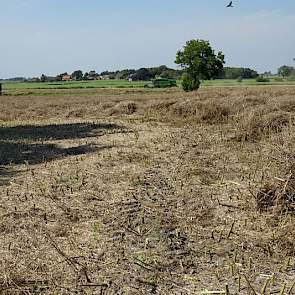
[
  {"left": 0, "top": 122, "right": 123, "bottom": 141},
  {"left": 0, "top": 122, "right": 125, "bottom": 185}
]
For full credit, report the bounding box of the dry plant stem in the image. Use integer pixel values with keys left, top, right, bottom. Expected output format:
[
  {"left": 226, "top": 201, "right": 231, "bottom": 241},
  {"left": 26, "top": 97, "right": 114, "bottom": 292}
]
[
  {"left": 243, "top": 274, "right": 258, "bottom": 295},
  {"left": 288, "top": 280, "right": 295, "bottom": 294},
  {"left": 227, "top": 221, "right": 235, "bottom": 239},
  {"left": 225, "top": 284, "right": 230, "bottom": 295},
  {"left": 280, "top": 282, "right": 287, "bottom": 295},
  {"left": 261, "top": 278, "right": 270, "bottom": 295}
]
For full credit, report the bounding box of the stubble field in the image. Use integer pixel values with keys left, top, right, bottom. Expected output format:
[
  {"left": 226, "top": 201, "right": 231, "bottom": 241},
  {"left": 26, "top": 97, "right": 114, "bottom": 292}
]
[{"left": 0, "top": 86, "right": 295, "bottom": 294}]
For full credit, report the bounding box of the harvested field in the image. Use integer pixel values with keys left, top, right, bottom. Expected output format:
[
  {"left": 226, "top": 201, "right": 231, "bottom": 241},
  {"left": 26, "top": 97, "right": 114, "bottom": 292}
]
[{"left": 0, "top": 86, "right": 295, "bottom": 294}]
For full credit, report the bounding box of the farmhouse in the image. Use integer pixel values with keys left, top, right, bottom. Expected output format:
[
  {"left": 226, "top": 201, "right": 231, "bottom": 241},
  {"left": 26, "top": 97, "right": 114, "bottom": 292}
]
[
  {"left": 88, "top": 70, "right": 99, "bottom": 80},
  {"left": 99, "top": 75, "right": 111, "bottom": 80},
  {"left": 62, "top": 74, "right": 72, "bottom": 81}
]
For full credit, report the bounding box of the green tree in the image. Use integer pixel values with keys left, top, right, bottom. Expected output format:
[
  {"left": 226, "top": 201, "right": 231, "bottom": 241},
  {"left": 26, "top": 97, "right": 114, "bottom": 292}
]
[
  {"left": 160, "top": 69, "right": 175, "bottom": 79},
  {"left": 278, "top": 65, "right": 294, "bottom": 77},
  {"left": 181, "top": 73, "right": 200, "bottom": 91},
  {"left": 131, "top": 68, "right": 153, "bottom": 81},
  {"left": 83, "top": 72, "right": 89, "bottom": 80},
  {"left": 175, "top": 39, "right": 225, "bottom": 91},
  {"left": 71, "top": 70, "right": 83, "bottom": 81},
  {"left": 40, "top": 74, "right": 46, "bottom": 82},
  {"left": 218, "top": 67, "right": 258, "bottom": 79},
  {"left": 115, "top": 69, "right": 136, "bottom": 80}
]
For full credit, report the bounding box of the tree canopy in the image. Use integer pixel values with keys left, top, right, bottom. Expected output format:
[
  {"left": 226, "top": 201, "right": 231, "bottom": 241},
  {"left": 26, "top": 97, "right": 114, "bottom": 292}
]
[
  {"left": 71, "top": 70, "right": 83, "bottom": 81},
  {"left": 278, "top": 65, "right": 295, "bottom": 77},
  {"left": 175, "top": 39, "right": 225, "bottom": 91},
  {"left": 100, "top": 66, "right": 183, "bottom": 81},
  {"left": 218, "top": 67, "right": 258, "bottom": 79}
]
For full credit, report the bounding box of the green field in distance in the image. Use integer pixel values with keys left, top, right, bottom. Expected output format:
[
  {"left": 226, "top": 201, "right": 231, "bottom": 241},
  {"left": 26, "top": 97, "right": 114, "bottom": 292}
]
[{"left": 2, "top": 78, "right": 295, "bottom": 91}]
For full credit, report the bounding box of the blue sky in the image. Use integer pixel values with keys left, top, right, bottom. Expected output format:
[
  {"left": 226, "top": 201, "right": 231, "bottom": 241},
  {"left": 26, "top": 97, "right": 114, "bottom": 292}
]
[{"left": 1, "top": 0, "right": 295, "bottom": 78}]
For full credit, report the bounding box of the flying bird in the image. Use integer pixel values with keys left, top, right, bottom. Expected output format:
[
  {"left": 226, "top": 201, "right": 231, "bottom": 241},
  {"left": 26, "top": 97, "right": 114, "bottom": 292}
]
[{"left": 226, "top": 1, "right": 234, "bottom": 7}]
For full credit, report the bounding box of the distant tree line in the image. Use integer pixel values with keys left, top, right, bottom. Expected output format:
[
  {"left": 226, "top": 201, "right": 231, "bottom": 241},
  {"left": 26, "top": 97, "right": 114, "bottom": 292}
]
[
  {"left": 217, "top": 67, "right": 259, "bottom": 79},
  {"left": 101, "top": 65, "right": 183, "bottom": 81},
  {"left": 20, "top": 66, "right": 184, "bottom": 83},
  {"left": 0, "top": 77, "right": 27, "bottom": 82},
  {"left": 4, "top": 64, "right": 295, "bottom": 83},
  {"left": 38, "top": 70, "right": 99, "bottom": 82}
]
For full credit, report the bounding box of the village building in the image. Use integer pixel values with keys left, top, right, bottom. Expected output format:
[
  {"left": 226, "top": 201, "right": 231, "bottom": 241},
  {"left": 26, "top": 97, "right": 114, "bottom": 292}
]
[
  {"left": 62, "top": 74, "right": 72, "bottom": 81},
  {"left": 88, "top": 70, "right": 99, "bottom": 80}
]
